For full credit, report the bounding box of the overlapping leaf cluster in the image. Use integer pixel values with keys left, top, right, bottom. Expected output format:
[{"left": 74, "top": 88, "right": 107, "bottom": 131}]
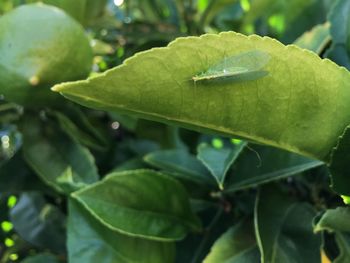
[{"left": 1, "top": 0, "right": 350, "bottom": 262}]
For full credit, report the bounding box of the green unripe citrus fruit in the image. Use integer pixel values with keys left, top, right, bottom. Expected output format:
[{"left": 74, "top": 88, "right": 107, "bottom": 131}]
[{"left": 0, "top": 4, "right": 93, "bottom": 107}]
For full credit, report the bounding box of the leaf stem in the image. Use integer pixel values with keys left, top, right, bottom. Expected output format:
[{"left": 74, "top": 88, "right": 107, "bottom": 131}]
[
  {"left": 190, "top": 206, "right": 224, "bottom": 263},
  {"left": 199, "top": 0, "right": 216, "bottom": 30},
  {"left": 0, "top": 103, "right": 19, "bottom": 112}
]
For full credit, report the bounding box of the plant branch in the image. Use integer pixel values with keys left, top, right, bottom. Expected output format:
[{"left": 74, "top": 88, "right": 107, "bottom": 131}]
[{"left": 190, "top": 206, "right": 224, "bottom": 263}]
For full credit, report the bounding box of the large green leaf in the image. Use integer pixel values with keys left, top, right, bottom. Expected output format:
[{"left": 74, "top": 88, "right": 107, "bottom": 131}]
[
  {"left": 197, "top": 142, "right": 246, "bottom": 189},
  {"left": 21, "top": 115, "right": 99, "bottom": 193},
  {"left": 203, "top": 220, "right": 260, "bottom": 263},
  {"left": 53, "top": 32, "right": 350, "bottom": 161},
  {"left": 68, "top": 199, "right": 175, "bottom": 263},
  {"left": 255, "top": 184, "right": 321, "bottom": 263},
  {"left": 72, "top": 169, "right": 201, "bottom": 241},
  {"left": 224, "top": 145, "right": 322, "bottom": 192}
]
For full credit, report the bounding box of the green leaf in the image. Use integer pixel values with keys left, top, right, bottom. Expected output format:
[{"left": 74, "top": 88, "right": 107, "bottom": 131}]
[
  {"left": 53, "top": 111, "right": 107, "bottom": 152},
  {"left": 198, "top": 0, "right": 240, "bottom": 26},
  {"left": 0, "top": 153, "right": 47, "bottom": 193},
  {"left": 111, "top": 158, "right": 148, "bottom": 173},
  {"left": 314, "top": 207, "right": 350, "bottom": 263},
  {"left": 224, "top": 145, "right": 322, "bottom": 192},
  {"left": 72, "top": 169, "right": 201, "bottom": 241},
  {"left": 42, "top": 0, "right": 87, "bottom": 23},
  {"left": 21, "top": 115, "right": 99, "bottom": 194},
  {"left": 68, "top": 199, "right": 175, "bottom": 263},
  {"left": 53, "top": 32, "right": 350, "bottom": 161},
  {"left": 314, "top": 207, "right": 350, "bottom": 233},
  {"left": 21, "top": 253, "right": 60, "bottom": 263},
  {"left": 329, "top": 125, "right": 350, "bottom": 195},
  {"left": 255, "top": 184, "right": 321, "bottom": 263},
  {"left": 10, "top": 192, "right": 66, "bottom": 253},
  {"left": 144, "top": 149, "right": 215, "bottom": 185},
  {"left": 197, "top": 142, "right": 246, "bottom": 189},
  {"left": 294, "top": 22, "right": 331, "bottom": 54},
  {"left": 326, "top": 0, "right": 350, "bottom": 69},
  {"left": 203, "top": 220, "right": 260, "bottom": 263},
  {"left": 334, "top": 232, "right": 350, "bottom": 263}
]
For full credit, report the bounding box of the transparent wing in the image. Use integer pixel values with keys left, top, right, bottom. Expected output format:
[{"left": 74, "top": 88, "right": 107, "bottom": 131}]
[{"left": 206, "top": 50, "right": 271, "bottom": 76}]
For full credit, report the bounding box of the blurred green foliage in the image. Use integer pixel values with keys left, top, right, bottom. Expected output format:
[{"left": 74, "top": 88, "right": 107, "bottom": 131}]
[{"left": 1, "top": 0, "right": 350, "bottom": 262}]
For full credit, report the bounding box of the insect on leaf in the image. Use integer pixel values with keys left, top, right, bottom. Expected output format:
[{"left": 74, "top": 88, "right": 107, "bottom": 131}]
[{"left": 192, "top": 50, "right": 271, "bottom": 83}]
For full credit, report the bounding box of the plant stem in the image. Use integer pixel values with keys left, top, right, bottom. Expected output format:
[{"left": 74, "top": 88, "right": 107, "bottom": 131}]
[
  {"left": 199, "top": 0, "right": 216, "bottom": 30},
  {"left": 0, "top": 103, "right": 18, "bottom": 112},
  {"left": 190, "top": 206, "right": 224, "bottom": 263}
]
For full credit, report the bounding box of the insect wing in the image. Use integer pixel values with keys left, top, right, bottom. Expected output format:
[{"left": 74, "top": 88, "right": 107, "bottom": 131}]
[{"left": 209, "top": 50, "right": 271, "bottom": 74}]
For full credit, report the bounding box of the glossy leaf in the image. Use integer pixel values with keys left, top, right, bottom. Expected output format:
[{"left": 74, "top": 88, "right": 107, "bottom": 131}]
[
  {"left": 294, "top": 23, "right": 331, "bottom": 54},
  {"left": 314, "top": 207, "right": 350, "bottom": 233},
  {"left": 72, "top": 169, "right": 201, "bottom": 241},
  {"left": 53, "top": 32, "right": 350, "bottom": 161},
  {"left": 68, "top": 199, "right": 175, "bottom": 263},
  {"left": 255, "top": 184, "right": 321, "bottom": 263},
  {"left": 197, "top": 142, "right": 246, "bottom": 189},
  {"left": 203, "top": 220, "right": 260, "bottom": 263},
  {"left": 21, "top": 115, "right": 99, "bottom": 193},
  {"left": 144, "top": 149, "right": 215, "bottom": 185},
  {"left": 10, "top": 192, "right": 66, "bottom": 253},
  {"left": 224, "top": 145, "right": 322, "bottom": 192}
]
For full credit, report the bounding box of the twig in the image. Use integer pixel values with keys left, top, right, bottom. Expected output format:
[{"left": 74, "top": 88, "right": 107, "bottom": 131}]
[{"left": 190, "top": 206, "right": 224, "bottom": 263}]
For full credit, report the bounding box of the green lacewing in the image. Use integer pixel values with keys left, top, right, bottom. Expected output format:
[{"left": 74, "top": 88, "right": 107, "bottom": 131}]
[{"left": 192, "top": 50, "right": 271, "bottom": 83}]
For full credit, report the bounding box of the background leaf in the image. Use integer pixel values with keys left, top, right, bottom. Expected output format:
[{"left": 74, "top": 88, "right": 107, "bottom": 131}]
[
  {"left": 21, "top": 115, "right": 99, "bottom": 193},
  {"left": 224, "top": 145, "right": 323, "bottom": 192},
  {"left": 72, "top": 169, "right": 201, "bottom": 241},
  {"left": 314, "top": 207, "right": 350, "bottom": 233},
  {"left": 68, "top": 199, "right": 175, "bottom": 263},
  {"left": 10, "top": 192, "right": 66, "bottom": 254},
  {"left": 326, "top": 0, "right": 350, "bottom": 69},
  {"left": 255, "top": 184, "right": 321, "bottom": 263},
  {"left": 314, "top": 207, "right": 350, "bottom": 263},
  {"left": 203, "top": 220, "right": 260, "bottom": 263},
  {"left": 197, "top": 142, "right": 246, "bottom": 189},
  {"left": 329, "top": 125, "right": 350, "bottom": 195},
  {"left": 21, "top": 253, "right": 60, "bottom": 263},
  {"left": 144, "top": 149, "right": 215, "bottom": 186},
  {"left": 294, "top": 22, "right": 331, "bottom": 54}
]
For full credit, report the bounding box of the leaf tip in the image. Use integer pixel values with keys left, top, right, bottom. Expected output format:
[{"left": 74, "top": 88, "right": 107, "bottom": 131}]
[{"left": 51, "top": 84, "right": 63, "bottom": 92}]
